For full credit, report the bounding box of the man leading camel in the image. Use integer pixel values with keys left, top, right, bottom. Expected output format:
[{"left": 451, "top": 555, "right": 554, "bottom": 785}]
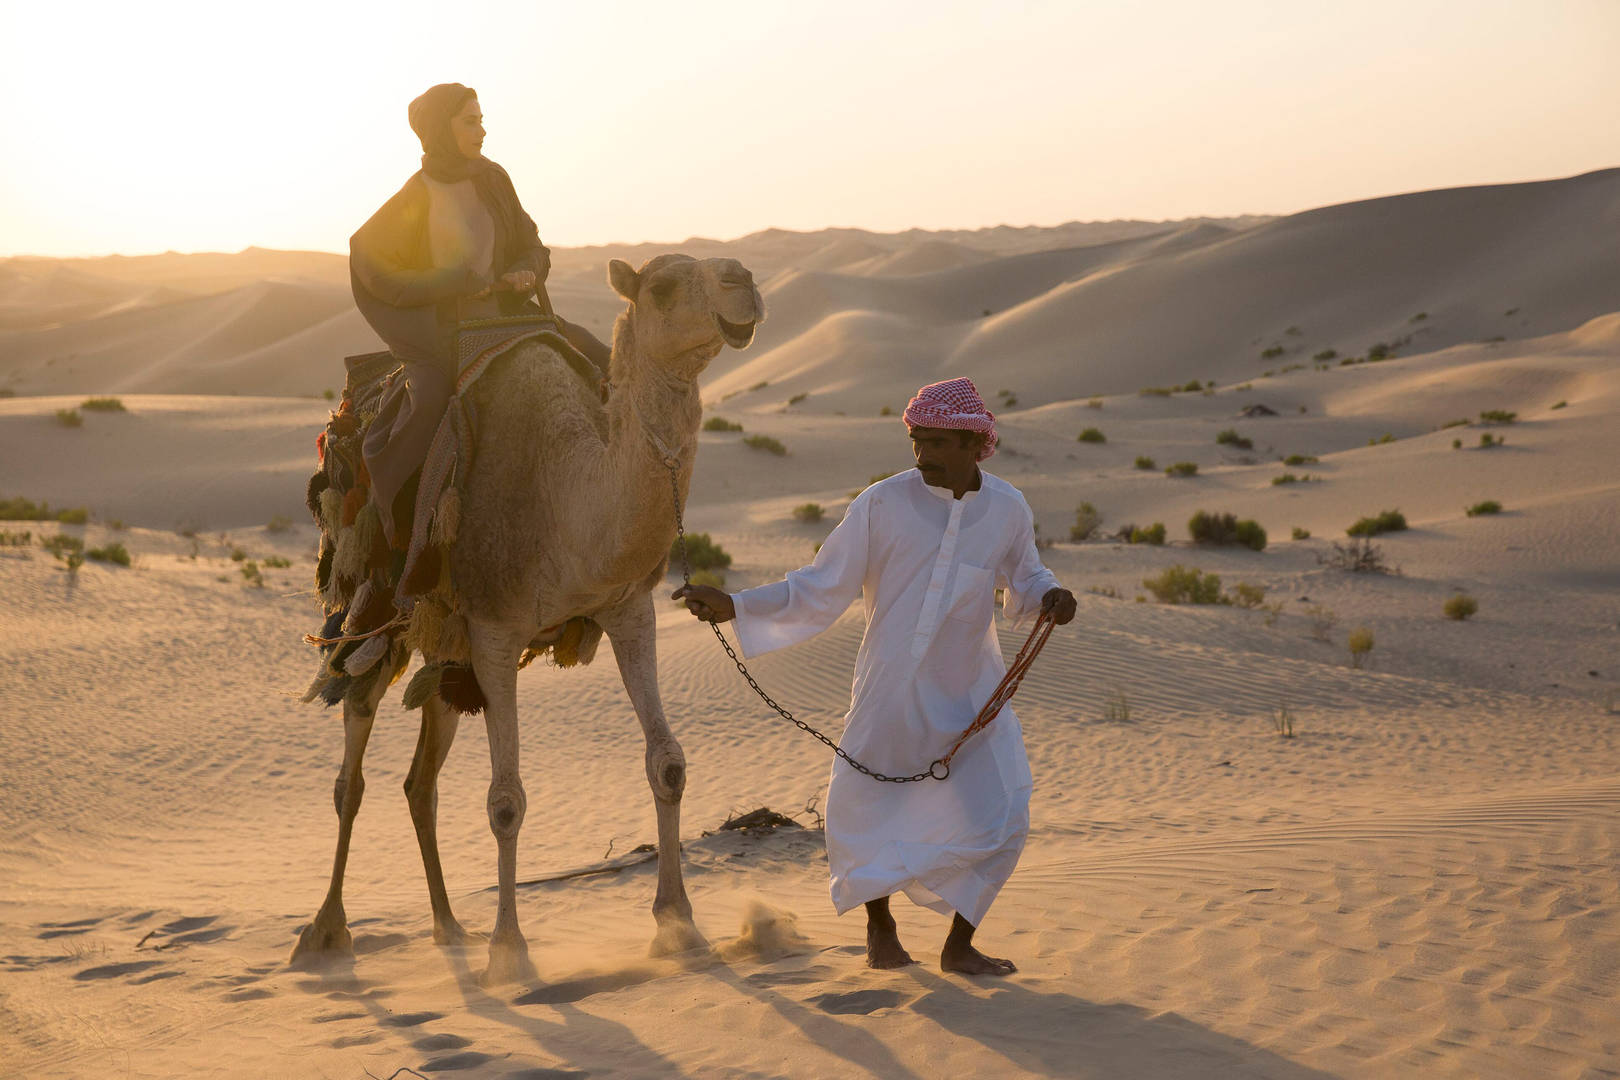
[{"left": 675, "top": 377, "right": 1076, "bottom": 974}]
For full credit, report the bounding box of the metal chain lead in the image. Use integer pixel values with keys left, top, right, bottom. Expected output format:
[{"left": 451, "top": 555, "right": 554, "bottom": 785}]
[{"left": 666, "top": 458, "right": 942, "bottom": 783}]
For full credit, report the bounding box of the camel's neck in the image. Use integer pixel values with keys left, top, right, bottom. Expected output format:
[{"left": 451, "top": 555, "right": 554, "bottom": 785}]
[{"left": 595, "top": 322, "right": 703, "bottom": 577}]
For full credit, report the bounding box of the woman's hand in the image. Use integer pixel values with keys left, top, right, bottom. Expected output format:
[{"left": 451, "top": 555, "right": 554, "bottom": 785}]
[{"left": 672, "top": 584, "right": 736, "bottom": 623}]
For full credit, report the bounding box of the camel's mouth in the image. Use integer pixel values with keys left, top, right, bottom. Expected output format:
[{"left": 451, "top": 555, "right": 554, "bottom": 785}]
[{"left": 714, "top": 312, "right": 756, "bottom": 348}]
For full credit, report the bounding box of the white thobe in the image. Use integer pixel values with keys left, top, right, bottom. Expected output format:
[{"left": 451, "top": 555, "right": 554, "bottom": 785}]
[{"left": 732, "top": 469, "right": 1061, "bottom": 925}]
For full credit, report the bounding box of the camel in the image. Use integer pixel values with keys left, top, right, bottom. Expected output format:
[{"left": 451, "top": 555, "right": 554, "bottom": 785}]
[{"left": 291, "top": 254, "right": 766, "bottom": 984}]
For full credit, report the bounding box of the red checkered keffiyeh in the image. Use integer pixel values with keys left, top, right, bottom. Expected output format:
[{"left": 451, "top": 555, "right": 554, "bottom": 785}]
[{"left": 903, "top": 377, "right": 998, "bottom": 460}]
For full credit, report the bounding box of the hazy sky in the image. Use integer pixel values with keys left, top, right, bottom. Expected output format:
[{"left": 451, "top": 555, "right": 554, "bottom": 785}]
[{"left": 3, "top": 0, "right": 1617, "bottom": 256}]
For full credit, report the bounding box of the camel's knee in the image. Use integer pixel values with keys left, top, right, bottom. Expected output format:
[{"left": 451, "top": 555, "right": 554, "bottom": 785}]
[
  {"left": 646, "top": 742, "right": 687, "bottom": 803},
  {"left": 486, "top": 780, "right": 526, "bottom": 839},
  {"left": 333, "top": 771, "right": 365, "bottom": 818}
]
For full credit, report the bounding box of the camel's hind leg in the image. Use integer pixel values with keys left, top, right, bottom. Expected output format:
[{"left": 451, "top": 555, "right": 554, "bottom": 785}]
[
  {"left": 290, "top": 668, "right": 390, "bottom": 965},
  {"left": 405, "top": 694, "right": 471, "bottom": 944},
  {"left": 599, "top": 593, "right": 706, "bottom": 956},
  {"left": 467, "top": 621, "right": 537, "bottom": 986}
]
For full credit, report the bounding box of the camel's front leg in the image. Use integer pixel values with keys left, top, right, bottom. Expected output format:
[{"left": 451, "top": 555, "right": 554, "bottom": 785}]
[
  {"left": 599, "top": 593, "right": 706, "bottom": 956},
  {"left": 468, "top": 621, "right": 537, "bottom": 985},
  {"left": 290, "top": 670, "right": 388, "bottom": 966}
]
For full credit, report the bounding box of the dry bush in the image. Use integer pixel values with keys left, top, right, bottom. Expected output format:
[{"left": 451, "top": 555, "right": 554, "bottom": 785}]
[
  {"left": 1231, "top": 582, "right": 1267, "bottom": 609},
  {"left": 1142, "top": 565, "right": 1224, "bottom": 604},
  {"left": 1069, "top": 502, "right": 1103, "bottom": 541},
  {"left": 1188, "top": 510, "right": 1267, "bottom": 551},
  {"left": 1272, "top": 704, "right": 1296, "bottom": 738},
  {"left": 1215, "top": 428, "right": 1252, "bottom": 450},
  {"left": 80, "top": 397, "right": 126, "bottom": 412},
  {"left": 53, "top": 408, "right": 83, "bottom": 428},
  {"left": 1464, "top": 500, "right": 1502, "bottom": 517},
  {"left": 1128, "top": 522, "right": 1166, "bottom": 545},
  {"left": 1134, "top": 455, "right": 1156, "bottom": 470},
  {"left": 1165, "top": 461, "right": 1199, "bottom": 478},
  {"left": 792, "top": 503, "right": 824, "bottom": 524},
  {"left": 1347, "top": 626, "right": 1374, "bottom": 668},
  {"left": 742, "top": 434, "right": 787, "bottom": 456},
  {"left": 672, "top": 532, "right": 732, "bottom": 571},
  {"left": 1291, "top": 526, "right": 1311, "bottom": 540},
  {"left": 1346, "top": 509, "right": 1407, "bottom": 537},
  {"left": 1443, "top": 593, "right": 1478, "bottom": 621},
  {"left": 1103, "top": 685, "right": 1132, "bottom": 723},
  {"left": 1077, "top": 427, "right": 1106, "bottom": 443},
  {"left": 703, "top": 416, "right": 743, "bottom": 432},
  {"left": 1305, "top": 603, "right": 1338, "bottom": 642},
  {"left": 1318, "top": 536, "right": 1397, "bottom": 573},
  {"left": 86, "top": 542, "right": 130, "bottom": 567}
]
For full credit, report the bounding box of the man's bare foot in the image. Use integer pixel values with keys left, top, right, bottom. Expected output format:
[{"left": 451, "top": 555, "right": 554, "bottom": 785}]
[
  {"left": 940, "top": 912, "right": 1016, "bottom": 976},
  {"left": 940, "top": 938, "right": 1017, "bottom": 976},
  {"left": 864, "top": 896, "right": 916, "bottom": 969}
]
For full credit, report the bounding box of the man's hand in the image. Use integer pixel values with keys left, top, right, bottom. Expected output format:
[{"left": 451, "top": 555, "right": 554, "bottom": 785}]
[
  {"left": 1041, "top": 587, "right": 1077, "bottom": 625},
  {"left": 672, "top": 583, "right": 736, "bottom": 623},
  {"left": 500, "top": 270, "right": 537, "bottom": 293}
]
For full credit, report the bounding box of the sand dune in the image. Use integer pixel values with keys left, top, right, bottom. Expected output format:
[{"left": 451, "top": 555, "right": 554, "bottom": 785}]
[{"left": 3, "top": 173, "right": 1619, "bottom": 1078}]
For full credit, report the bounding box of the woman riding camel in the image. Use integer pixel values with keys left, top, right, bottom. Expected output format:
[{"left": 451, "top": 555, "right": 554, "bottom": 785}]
[{"left": 350, "top": 82, "right": 610, "bottom": 544}]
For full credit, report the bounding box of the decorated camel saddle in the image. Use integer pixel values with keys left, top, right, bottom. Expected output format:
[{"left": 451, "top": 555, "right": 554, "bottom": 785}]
[{"left": 300, "top": 316, "right": 607, "bottom": 714}]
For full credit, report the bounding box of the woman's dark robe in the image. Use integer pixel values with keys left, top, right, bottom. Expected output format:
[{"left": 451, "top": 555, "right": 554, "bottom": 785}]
[{"left": 350, "top": 164, "right": 567, "bottom": 544}]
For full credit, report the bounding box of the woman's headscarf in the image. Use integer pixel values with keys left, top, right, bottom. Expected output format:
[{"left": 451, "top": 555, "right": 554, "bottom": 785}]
[{"left": 409, "top": 82, "right": 485, "bottom": 183}]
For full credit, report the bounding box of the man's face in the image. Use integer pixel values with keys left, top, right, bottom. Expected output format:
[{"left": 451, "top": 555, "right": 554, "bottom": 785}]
[{"left": 910, "top": 426, "right": 981, "bottom": 487}]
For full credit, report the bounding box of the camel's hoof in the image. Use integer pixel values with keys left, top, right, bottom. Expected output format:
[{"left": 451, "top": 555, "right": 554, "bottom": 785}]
[
  {"left": 480, "top": 937, "right": 537, "bottom": 987},
  {"left": 433, "top": 919, "right": 481, "bottom": 947},
  {"left": 289, "top": 917, "right": 353, "bottom": 968},
  {"left": 649, "top": 916, "right": 708, "bottom": 958}
]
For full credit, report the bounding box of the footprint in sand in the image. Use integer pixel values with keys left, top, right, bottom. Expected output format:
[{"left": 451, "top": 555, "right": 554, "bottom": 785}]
[{"left": 808, "top": 988, "right": 905, "bottom": 1015}]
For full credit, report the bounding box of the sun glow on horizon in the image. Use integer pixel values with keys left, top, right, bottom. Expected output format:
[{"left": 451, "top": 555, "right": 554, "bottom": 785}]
[{"left": 2, "top": 0, "right": 1617, "bottom": 258}]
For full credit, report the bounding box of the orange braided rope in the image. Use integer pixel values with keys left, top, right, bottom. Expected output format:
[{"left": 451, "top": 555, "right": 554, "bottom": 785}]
[{"left": 936, "top": 610, "right": 1057, "bottom": 773}]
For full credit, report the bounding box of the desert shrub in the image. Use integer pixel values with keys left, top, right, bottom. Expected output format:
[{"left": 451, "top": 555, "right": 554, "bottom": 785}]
[
  {"left": 1313, "top": 349, "right": 1337, "bottom": 361},
  {"left": 878, "top": 405, "right": 893, "bottom": 416},
  {"left": 262, "top": 555, "right": 292, "bottom": 568},
  {"left": 1367, "top": 343, "right": 1392, "bottom": 361},
  {"left": 786, "top": 392, "right": 808, "bottom": 406},
  {"left": 1134, "top": 456, "right": 1156, "bottom": 470},
  {"left": 42, "top": 534, "right": 84, "bottom": 562},
  {"left": 1478, "top": 409, "right": 1516, "bottom": 423},
  {"left": 1178, "top": 380, "right": 1204, "bottom": 393},
  {"left": 1233, "top": 383, "right": 1254, "bottom": 391},
  {"left": 1440, "top": 418, "right": 1470, "bottom": 429},
  {"left": 1272, "top": 704, "right": 1295, "bottom": 738},
  {"left": 1452, "top": 438, "right": 1462, "bottom": 449},
  {"left": 1129, "top": 522, "right": 1166, "bottom": 545},
  {"left": 1465, "top": 500, "right": 1502, "bottom": 517},
  {"left": 1368, "top": 433, "right": 1396, "bottom": 445},
  {"left": 322, "top": 388, "right": 336, "bottom": 401},
  {"left": 1282, "top": 453, "right": 1318, "bottom": 465},
  {"left": 1077, "top": 427, "right": 1106, "bottom": 444},
  {"left": 703, "top": 416, "right": 743, "bottom": 432},
  {"left": 1231, "top": 582, "right": 1266, "bottom": 609},
  {"left": 1410, "top": 312, "right": 1428, "bottom": 322},
  {"left": 672, "top": 532, "right": 732, "bottom": 571},
  {"left": 742, "top": 434, "right": 787, "bottom": 456},
  {"left": 1215, "top": 429, "right": 1252, "bottom": 449},
  {"left": 54, "top": 408, "right": 83, "bottom": 428},
  {"left": 1291, "top": 526, "right": 1311, "bottom": 540},
  {"left": 1165, "top": 461, "right": 1198, "bottom": 477},
  {"left": 0, "top": 495, "right": 50, "bottom": 520},
  {"left": 1443, "top": 593, "right": 1478, "bottom": 620},
  {"left": 1188, "top": 511, "right": 1266, "bottom": 551},
  {"left": 792, "top": 502, "right": 824, "bottom": 523},
  {"left": 688, "top": 568, "right": 726, "bottom": 590},
  {"left": 240, "top": 560, "right": 264, "bottom": 588},
  {"left": 1142, "top": 565, "right": 1224, "bottom": 604},
  {"left": 1479, "top": 432, "right": 1504, "bottom": 448},
  {"left": 1002, "top": 396, "right": 1018, "bottom": 407},
  {"left": 1346, "top": 509, "right": 1406, "bottom": 537},
  {"left": 1086, "top": 397, "right": 1103, "bottom": 409},
  {"left": 1272, "top": 473, "right": 1299, "bottom": 485},
  {"left": 1087, "top": 584, "right": 1121, "bottom": 599},
  {"left": 80, "top": 397, "right": 126, "bottom": 412},
  {"left": 1103, "top": 685, "right": 1132, "bottom": 723},
  {"left": 1319, "top": 535, "right": 1395, "bottom": 573},
  {"left": 106, "top": 519, "right": 126, "bottom": 531},
  {"left": 86, "top": 542, "right": 131, "bottom": 567},
  {"left": 1069, "top": 502, "right": 1103, "bottom": 541},
  {"left": 266, "top": 514, "right": 294, "bottom": 533},
  {"left": 56, "top": 507, "right": 88, "bottom": 525},
  {"left": 1550, "top": 400, "right": 1567, "bottom": 410},
  {"left": 1347, "top": 626, "right": 1374, "bottom": 668},
  {"left": 1138, "top": 386, "right": 1173, "bottom": 397},
  {"left": 1260, "top": 346, "right": 1284, "bottom": 359},
  {"left": 749, "top": 380, "right": 770, "bottom": 392},
  {"left": 1305, "top": 603, "right": 1338, "bottom": 642},
  {"left": 226, "top": 545, "right": 246, "bottom": 562},
  {"left": 0, "top": 529, "right": 32, "bottom": 546}
]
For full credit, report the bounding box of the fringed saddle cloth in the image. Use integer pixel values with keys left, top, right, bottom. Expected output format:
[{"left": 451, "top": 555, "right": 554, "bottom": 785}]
[{"left": 301, "top": 316, "right": 607, "bottom": 715}]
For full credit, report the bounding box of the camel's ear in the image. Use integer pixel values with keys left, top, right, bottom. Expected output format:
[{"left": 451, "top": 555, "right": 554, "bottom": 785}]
[{"left": 608, "top": 259, "right": 639, "bottom": 301}]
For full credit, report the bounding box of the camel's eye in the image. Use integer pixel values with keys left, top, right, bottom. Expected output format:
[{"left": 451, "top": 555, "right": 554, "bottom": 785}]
[{"left": 648, "top": 276, "right": 678, "bottom": 308}]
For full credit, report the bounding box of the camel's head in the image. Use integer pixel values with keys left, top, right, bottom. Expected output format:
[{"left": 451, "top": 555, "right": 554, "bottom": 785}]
[{"left": 608, "top": 255, "right": 766, "bottom": 379}]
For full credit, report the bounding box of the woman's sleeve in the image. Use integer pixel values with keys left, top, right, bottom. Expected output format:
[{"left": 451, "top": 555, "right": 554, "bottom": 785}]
[
  {"left": 491, "top": 165, "right": 551, "bottom": 283},
  {"left": 350, "top": 181, "right": 483, "bottom": 308},
  {"left": 730, "top": 491, "right": 872, "bottom": 658}
]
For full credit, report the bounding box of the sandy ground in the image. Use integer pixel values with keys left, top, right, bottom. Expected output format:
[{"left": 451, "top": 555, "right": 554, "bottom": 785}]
[{"left": 3, "top": 176, "right": 1620, "bottom": 1078}]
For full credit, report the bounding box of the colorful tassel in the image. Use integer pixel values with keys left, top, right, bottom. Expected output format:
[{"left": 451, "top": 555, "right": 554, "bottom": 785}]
[
  {"left": 401, "top": 662, "right": 444, "bottom": 710},
  {"left": 430, "top": 486, "right": 461, "bottom": 547}
]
